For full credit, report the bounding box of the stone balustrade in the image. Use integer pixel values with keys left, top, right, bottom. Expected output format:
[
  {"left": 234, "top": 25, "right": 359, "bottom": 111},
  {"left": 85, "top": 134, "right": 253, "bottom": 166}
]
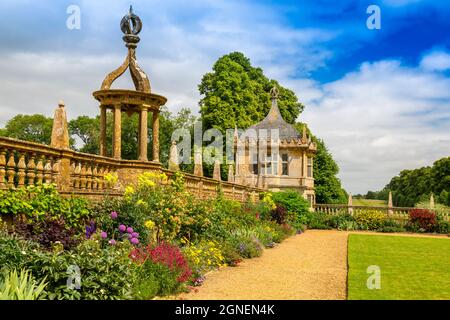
[
  {"left": 314, "top": 203, "right": 450, "bottom": 224},
  {"left": 0, "top": 136, "right": 263, "bottom": 202}
]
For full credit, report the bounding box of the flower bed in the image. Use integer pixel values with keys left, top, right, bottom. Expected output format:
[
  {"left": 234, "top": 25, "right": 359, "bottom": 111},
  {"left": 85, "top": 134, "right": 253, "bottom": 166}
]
[{"left": 0, "top": 173, "right": 300, "bottom": 300}]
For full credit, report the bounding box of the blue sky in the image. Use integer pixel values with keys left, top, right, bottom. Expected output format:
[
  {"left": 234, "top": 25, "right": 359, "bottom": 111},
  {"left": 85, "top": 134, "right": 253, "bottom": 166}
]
[{"left": 0, "top": 0, "right": 449, "bottom": 193}]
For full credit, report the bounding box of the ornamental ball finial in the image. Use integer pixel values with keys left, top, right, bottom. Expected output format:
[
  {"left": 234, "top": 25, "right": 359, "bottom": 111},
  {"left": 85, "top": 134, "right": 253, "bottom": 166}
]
[{"left": 120, "top": 6, "right": 142, "bottom": 47}]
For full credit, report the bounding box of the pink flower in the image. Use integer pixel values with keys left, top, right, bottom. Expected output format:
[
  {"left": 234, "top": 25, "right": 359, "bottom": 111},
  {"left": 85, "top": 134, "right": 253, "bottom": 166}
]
[
  {"left": 109, "top": 239, "right": 117, "bottom": 245},
  {"left": 127, "top": 227, "right": 134, "bottom": 234},
  {"left": 131, "top": 232, "right": 139, "bottom": 238},
  {"left": 119, "top": 225, "right": 126, "bottom": 232},
  {"left": 100, "top": 231, "right": 107, "bottom": 239},
  {"left": 111, "top": 211, "right": 118, "bottom": 219},
  {"left": 131, "top": 237, "right": 139, "bottom": 245}
]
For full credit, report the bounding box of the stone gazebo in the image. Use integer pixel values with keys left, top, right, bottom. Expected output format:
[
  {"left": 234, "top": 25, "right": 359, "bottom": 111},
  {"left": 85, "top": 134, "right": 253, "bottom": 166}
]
[
  {"left": 93, "top": 7, "right": 166, "bottom": 162},
  {"left": 234, "top": 87, "right": 317, "bottom": 205}
]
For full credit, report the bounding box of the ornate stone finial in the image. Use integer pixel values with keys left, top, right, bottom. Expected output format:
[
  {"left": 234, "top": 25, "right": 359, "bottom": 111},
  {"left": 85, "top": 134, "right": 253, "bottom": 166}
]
[
  {"left": 100, "top": 7, "right": 151, "bottom": 93},
  {"left": 120, "top": 5, "right": 142, "bottom": 48},
  {"left": 58, "top": 100, "right": 65, "bottom": 108},
  {"left": 270, "top": 86, "right": 279, "bottom": 99},
  {"left": 301, "top": 125, "right": 308, "bottom": 144}
]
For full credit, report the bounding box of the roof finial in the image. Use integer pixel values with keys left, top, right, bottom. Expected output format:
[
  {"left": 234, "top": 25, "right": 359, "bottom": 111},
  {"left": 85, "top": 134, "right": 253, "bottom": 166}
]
[
  {"left": 120, "top": 6, "right": 142, "bottom": 48},
  {"left": 270, "top": 86, "right": 279, "bottom": 99}
]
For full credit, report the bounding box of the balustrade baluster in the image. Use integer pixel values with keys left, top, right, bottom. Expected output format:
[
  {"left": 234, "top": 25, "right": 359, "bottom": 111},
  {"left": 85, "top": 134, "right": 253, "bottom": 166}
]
[
  {"left": 17, "top": 152, "right": 26, "bottom": 187},
  {"left": 44, "top": 157, "right": 53, "bottom": 184},
  {"left": 36, "top": 156, "right": 45, "bottom": 184},
  {"left": 74, "top": 162, "right": 81, "bottom": 189},
  {"left": 0, "top": 149, "right": 6, "bottom": 189},
  {"left": 97, "top": 166, "right": 105, "bottom": 190},
  {"left": 6, "top": 151, "right": 16, "bottom": 188},
  {"left": 26, "top": 153, "right": 36, "bottom": 186},
  {"left": 52, "top": 158, "right": 60, "bottom": 187},
  {"left": 92, "top": 165, "right": 98, "bottom": 190},
  {"left": 80, "top": 162, "right": 87, "bottom": 189},
  {"left": 86, "top": 164, "right": 93, "bottom": 190}
]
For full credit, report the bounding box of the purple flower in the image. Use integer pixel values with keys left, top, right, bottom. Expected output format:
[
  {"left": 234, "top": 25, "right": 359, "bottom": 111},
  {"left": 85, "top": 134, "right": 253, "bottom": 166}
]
[
  {"left": 100, "top": 231, "right": 107, "bottom": 239},
  {"left": 111, "top": 211, "right": 118, "bottom": 219},
  {"left": 109, "top": 239, "right": 117, "bottom": 245},
  {"left": 130, "top": 237, "right": 139, "bottom": 245},
  {"left": 128, "top": 234, "right": 133, "bottom": 240},
  {"left": 85, "top": 221, "right": 96, "bottom": 239},
  {"left": 131, "top": 232, "right": 139, "bottom": 238},
  {"left": 126, "top": 227, "right": 134, "bottom": 234},
  {"left": 119, "top": 225, "right": 126, "bottom": 233}
]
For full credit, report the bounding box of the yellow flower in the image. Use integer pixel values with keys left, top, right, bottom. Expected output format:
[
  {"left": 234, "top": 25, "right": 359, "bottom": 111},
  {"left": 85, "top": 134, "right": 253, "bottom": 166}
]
[
  {"left": 144, "top": 220, "right": 155, "bottom": 229},
  {"left": 136, "top": 199, "right": 146, "bottom": 206},
  {"left": 124, "top": 185, "right": 134, "bottom": 197}
]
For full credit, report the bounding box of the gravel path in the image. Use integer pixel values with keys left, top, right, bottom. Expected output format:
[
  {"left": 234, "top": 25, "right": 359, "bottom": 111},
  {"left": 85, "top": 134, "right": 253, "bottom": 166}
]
[{"left": 178, "top": 230, "right": 349, "bottom": 300}]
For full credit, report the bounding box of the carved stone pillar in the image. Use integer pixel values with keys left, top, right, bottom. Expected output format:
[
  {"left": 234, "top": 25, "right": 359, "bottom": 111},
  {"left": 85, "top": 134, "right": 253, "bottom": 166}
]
[
  {"left": 100, "top": 105, "right": 107, "bottom": 156},
  {"left": 139, "top": 107, "right": 148, "bottom": 161},
  {"left": 152, "top": 111, "right": 160, "bottom": 162},
  {"left": 113, "top": 105, "right": 122, "bottom": 159}
]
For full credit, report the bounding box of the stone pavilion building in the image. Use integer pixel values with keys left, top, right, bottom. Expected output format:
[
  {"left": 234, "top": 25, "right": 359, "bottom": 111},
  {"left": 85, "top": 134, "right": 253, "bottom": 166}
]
[{"left": 234, "top": 87, "right": 317, "bottom": 205}]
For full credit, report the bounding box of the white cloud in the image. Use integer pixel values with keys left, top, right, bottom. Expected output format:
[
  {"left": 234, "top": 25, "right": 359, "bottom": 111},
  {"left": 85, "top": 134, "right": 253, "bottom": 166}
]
[
  {"left": 420, "top": 50, "right": 450, "bottom": 72},
  {"left": 300, "top": 60, "right": 450, "bottom": 194}
]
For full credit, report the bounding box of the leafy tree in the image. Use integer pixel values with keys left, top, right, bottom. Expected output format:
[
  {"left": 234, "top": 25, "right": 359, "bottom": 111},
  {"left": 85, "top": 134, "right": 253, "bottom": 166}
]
[
  {"left": 374, "top": 156, "right": 450, "bottom": 207},
  {"left": 311, "top": 137, "right": 347, "bottom": 204},
  {"left": 0, "top": 114, "right": 54, "bottom": 145},
  {"left": 199, "top": 52, "right": 304, "bottom": 131}
]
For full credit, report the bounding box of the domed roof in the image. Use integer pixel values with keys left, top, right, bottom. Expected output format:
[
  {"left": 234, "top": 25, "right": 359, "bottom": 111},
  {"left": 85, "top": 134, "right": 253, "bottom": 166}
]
[{"left": 246, "top": 87, "right": 300, "bottom": 140}]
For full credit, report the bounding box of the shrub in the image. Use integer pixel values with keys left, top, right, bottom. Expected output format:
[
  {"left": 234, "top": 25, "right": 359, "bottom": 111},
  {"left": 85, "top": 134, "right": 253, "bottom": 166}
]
[
  {"left": 0, "top": 184, "right": 91, "bottom": 230},
  {"left": 271, "top": 190, "right": 310, "bottom": 227},
  {"left": 307, "top": 212, "right": 332, "bottom": 230},
  {"left": 219, "top": 241, "right": 242, "bottom": 267},
  {"left": 355, "top": 210, "right": 386, "bottom": 230},
  {"left": 379, "top": 219, "right": 405, "bottom": 233},
  {"left": 271, "top": 205, "right": 290, "bottom": 225},
  {"left": 436, "top": 220, "right": 450, "bottom": 234},
  {"left": 0, "top": 269, "right": 47, "bottom": 300},
  {"left": 407, "top": 209, "right": 437, "bottom": 233},
  {"left": 12, "top": 216, "right": 80, "bottom": 250},
  {"left": 329, "top": 213, "right": 355, "bottom": 230}
]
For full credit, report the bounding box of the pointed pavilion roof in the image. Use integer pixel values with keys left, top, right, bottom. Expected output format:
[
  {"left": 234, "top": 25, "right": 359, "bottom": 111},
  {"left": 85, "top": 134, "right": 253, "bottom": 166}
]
[{"left": 247, "top": 86, "right": 301, "bottom": 140}]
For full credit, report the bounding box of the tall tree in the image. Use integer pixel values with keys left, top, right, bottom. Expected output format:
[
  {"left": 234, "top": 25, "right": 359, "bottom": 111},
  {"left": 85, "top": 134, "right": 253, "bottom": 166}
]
[{"left": 199, "top": 52, "right": 304, "bottom": 131}]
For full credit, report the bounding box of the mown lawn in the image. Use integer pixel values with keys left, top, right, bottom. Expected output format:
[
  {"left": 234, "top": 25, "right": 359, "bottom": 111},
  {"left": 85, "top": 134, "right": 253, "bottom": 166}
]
[
  {"left": 348, "top": 234, "right": 450, "bottom": 300},
  {"left": 352, "top": 199, "right": 387, "bottom": 207}
]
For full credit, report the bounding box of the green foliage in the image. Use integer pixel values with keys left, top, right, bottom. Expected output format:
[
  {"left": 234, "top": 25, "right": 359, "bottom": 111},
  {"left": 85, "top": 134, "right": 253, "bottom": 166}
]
[
  {"left": 0, "top": 269, "right": 47, "bottom": 300},
  {"left": 354, "top": 210, "right": 386, "bottom": 230},
  {"left": 199, "top": 52, "right": 304, "bottom": 131},
  {"left": 374, "top": 156, "right": 450, "bottom": 207},
  {"left": 271, "top": 190, "right": 310, "bottom": 227},
  {"left": 310, "top": 138, "right": 348, "bottom": 204},
  {"left": 0, "top": 114, "right": 54, "bottom": 145},
  {"left": 0, "top": 184, "right": 91, "bottom": 231},
  {"left": 133, "top": 262, "right": 179, "bottom": 299}
]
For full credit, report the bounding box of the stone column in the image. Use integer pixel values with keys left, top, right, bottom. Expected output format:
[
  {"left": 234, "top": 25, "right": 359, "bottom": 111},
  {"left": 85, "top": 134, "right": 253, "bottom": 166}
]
[
  {"left": 194, "top": 150, "right": 203, "bottom": 176},
  {"left": 50, "top": 101, "right": 70, "bottom": 149},
  {"left": 113, "top": 105, "right": 122, "bottom": 159},
  {"left": 99, "top": 105, "right": 107, "bottom": 156},
  {"left": 139, "top": 107, "right": 148, "bottom": 161},
  {"left": 388, "top": 191, "right": 393, "bottom": 215},
  {"left": 228, "top": 164, "right": 234, "bottom": 182},
  {"left": 348, "top": 193, "right": 353, "bottom": 215},
  {"left": 152, "top": 111, "right": 160, "bottom": 162},
  {"left": 168, "top": 141, "right": 179, "bottom": 171},
  {"left": 213, "top": 159, "right": 221, "bottom": 181}
]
